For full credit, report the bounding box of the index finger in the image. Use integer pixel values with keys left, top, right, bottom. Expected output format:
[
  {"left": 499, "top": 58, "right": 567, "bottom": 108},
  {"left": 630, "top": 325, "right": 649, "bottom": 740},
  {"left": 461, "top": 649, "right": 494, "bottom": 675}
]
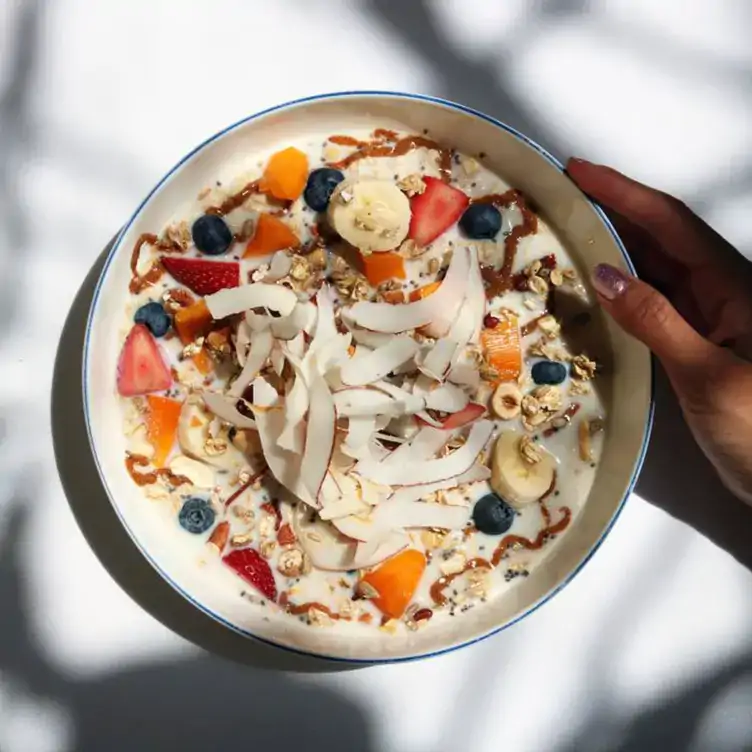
[{"left": 566, "top": 158, "right": 737, "bottom": 270}]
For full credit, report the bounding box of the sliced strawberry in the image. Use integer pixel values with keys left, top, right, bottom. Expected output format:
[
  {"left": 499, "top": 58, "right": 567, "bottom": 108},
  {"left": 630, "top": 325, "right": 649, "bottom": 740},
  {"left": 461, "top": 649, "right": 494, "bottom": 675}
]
[
  {"left": 161, "top": 256, "right": 240, "bottom": 296},
  {"left": 408, "top": 177, "right": 469, "bottom": 246},
  {"left": 117, "top": 324, "right": 172, "bottom": 396},
  {"left": 223, "top": 548, "right": 277, "bottom": 601}
]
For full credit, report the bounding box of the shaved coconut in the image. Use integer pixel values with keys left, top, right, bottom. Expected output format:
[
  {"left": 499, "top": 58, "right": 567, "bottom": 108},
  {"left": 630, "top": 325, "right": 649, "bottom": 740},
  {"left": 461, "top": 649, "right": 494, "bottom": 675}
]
[
  {"left": 333, "top": 388, "right": 406, "bottom": 418},
  {"left": 351, "top": 531, "right": 410, "bottom": 569},
  {"left": 266, "top": 251, "right": 292, "bottom": 281},
  {"left": 425, "top": 382, "right": 469, "bottom": 413},
  {"left": 341, "top": 415, "right": 376, "bottom": 459},
  {"left": 448, "top": 362, "right": 481, "bottom": 389},
  {"left": 316, "top": 332, "right": 353, "bottom": 375},
  {"left": 206, "top": 283, "right": 297, "bottom": 320},
  {"left": 202, "top": 391, "right": 257, "bottom": 429},
  {"left": 309, "top": 285, "right": 337, "bottom": 354},
  {"left": 465, "top": 246, "right": 486, "bottom": 344},
  {"left": 293, "top": 506, "right": 357, "bottom": 571},
  {"left": 277, "top": 359, "right": 309, "bottom": 454},
  {"left": 320, "top": 495, "right": 372, "bottom": 521},
  {"left": 348, "top": 326, "right": 394, "bottom": 350},
  {"left": 271, "top": 301, "right": 316, "bottom": 340},
  {"left": 252, "top": 392, "right": 315, "bottom": 507},
  {"left": 389, "top": 464, "right": 491, "bottom": 504},
  {"left": 284, "top": 332, "right": 306, "bottom": 360},
  {"left": 235, "top": 320, "right": 252, "bottom": 367},
  {"left": 418, "top": 338, "right": 458, "bottom": 381},
  {"left": 251, "top": 376, "right": 278, "bottom": 407},
  {"left": 319, "top": 473, "right": 341, "bottom": 505},
  {"left": 228, "top": 328, "right": 273, "bottom": 397},
  {"left": 376, "top": 425, "right": 449, "bottom": 469},
  {"left": 270, "top": 343, "right": 285, "bottom": 376},
  {"left": 332, "top": 513, "right": 388, "bottom": 543},
  {"left": 300, "top": 366, "right": 336, "bottom": 501},
  {"left": 245, "top": 310, "right": 272, "bottom": 332},
  {"left": 371, "top": 381, "right": 425, "bottom": 414},
  {"left": 169, "top": 455, "right": 216, "bottom": 489},
  {"left": 339, "top": 337, "right": 419, "bottom": 386},
  {"left": 347, "top": 247, "right": 469, "bottom": 334},
  {"left": 356, "top": 419, "right": 494, "bottom": 486},
  {"left": 384, "top": 415, "right": 420, "bottom": 441},
  {"left": 354, "top": 475, "right": 390, "bottom": 505}
]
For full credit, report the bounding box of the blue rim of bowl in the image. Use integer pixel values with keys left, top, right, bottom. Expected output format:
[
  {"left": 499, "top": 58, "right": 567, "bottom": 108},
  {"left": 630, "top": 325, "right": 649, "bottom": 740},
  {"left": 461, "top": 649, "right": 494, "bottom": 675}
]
[{"left": 82, "top": 90, "right": 654, "bottom": 665}]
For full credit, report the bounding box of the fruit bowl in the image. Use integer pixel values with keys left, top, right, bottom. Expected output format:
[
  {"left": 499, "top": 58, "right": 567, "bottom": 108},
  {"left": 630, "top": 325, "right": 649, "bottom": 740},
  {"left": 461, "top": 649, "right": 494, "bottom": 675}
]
[{"left": 83, "top": 92, "right": 652, "bottom": 663}]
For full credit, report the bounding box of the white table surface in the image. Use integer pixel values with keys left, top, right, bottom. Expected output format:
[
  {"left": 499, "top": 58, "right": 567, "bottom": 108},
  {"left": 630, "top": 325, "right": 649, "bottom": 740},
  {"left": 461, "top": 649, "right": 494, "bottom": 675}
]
[{"left": 2, "top": 1, "right": 752, "bottom": 750}]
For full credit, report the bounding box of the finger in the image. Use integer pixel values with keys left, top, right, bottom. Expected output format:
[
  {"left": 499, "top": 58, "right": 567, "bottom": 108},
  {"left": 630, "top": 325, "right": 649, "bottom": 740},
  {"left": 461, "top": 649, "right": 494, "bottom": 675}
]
[
  {"left": 591, "top": 263, "right": 717, "bottom": 375},
  {"left": 567, "top": 158, "right": 737, "bottom": 270}
]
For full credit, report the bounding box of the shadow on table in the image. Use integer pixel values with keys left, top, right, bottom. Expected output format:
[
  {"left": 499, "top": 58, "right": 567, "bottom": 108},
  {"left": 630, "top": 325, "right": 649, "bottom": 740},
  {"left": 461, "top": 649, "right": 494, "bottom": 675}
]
[
  {"left": 0, "top": 501, "right": 374, "bottom": 752},
  {"left": 51, "top": 240, "right": 363, "bottom": 673}
]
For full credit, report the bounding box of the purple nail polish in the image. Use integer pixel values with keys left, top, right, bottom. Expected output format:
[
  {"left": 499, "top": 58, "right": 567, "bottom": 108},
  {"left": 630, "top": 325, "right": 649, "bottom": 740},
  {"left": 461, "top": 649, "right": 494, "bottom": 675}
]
[{"left": 591, "top": 263, "right": 630, "bottom": 300}]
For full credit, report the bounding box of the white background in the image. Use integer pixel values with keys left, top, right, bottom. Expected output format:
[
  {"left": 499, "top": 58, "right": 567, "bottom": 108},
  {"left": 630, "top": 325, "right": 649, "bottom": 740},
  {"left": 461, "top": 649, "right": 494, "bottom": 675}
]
[{"left": 1, "top": 1, "right": 752, "bottom": 750}]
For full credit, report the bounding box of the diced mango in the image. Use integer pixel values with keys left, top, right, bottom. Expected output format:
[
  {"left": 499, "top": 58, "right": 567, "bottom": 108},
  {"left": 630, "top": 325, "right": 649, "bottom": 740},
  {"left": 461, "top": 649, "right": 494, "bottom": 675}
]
[
  {"left": 244, "top": 213, "right": 299, "bottom": 257},
  {"left": 362, "top": 251, "right": 406, "bottom": 286},
  {"left": 174, "top": 300, "right": 212, "bottom": 345},
  {"left": 360, "top": 549, "right": 426, "bottom": 619},
  {"left": 481, "top": 314, "right": 521, "bottom": 382},
  {"left": 259, "top": 146, "right": 309, "bottom": 201},
  {"left": 144, "top": 395, "right": 182, "bottom": 467}
]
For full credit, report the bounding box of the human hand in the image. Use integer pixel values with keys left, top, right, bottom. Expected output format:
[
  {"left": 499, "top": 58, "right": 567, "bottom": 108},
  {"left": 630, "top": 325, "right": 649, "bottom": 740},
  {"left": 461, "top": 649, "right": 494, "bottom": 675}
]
[{"left": 566, "top": 158, "right": 752, "bottom": 505}]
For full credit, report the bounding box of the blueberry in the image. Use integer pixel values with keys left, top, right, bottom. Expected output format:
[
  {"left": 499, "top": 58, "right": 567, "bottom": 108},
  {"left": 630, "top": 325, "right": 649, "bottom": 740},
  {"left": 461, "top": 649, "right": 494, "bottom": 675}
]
[
  {"left": 303, "top": 168, "right": 345, "bottom": 212},
  {"left": 134, "top": 301, "right": 172, "bottom": 337},
  {"left": 178, "top": 497, "right": 216, "bottom": 534},
  {"left": 192, "top": 214, "right": 233, "bottom": 255},
  {"left": 532, "top": 360, "right": 567, "bottom": 385},
  {"left": 472, "top": 493, "right": 515, "bottom": 535},
  {"left": 459, "top": 204, "right": 502, "bottom": 239}
]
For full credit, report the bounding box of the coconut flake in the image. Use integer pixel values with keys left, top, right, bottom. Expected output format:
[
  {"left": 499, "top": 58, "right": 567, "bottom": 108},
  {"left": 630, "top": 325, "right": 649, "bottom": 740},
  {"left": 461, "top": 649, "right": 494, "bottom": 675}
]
[
  {"left": 425, "top": 382, "right": 469, "bottom": 413},
  {"left": 228, "top": 328, "right": 273, "bottom": 397},
  {"left": 293, "top": 506, "right": 357, "bottom": 571},
  {"left": 277, "top": 359, "right": 309, "bottom": 454},
  {"left": 309, "top": 285, "right": 337, "bottom": 355},
  {"left": 389, "top": 464, "right": 491, "bottom": 504},
  {"left": 334, "top": 388, "right": 405, "bottom": 418},
  {"left": 201, "top": 391, "right": 258, "bottom": 429},
  {"left": 346, "top": 247, "right": 470, "bottom": 333},
  {"left": 300, "top": 365, "right": 336, "bottom": 501},
  {"left": 447, "top": 362, "right": 481, "bottom": 389},
  {"left": 206, "top": 283, "right": 298, "bottom": 319},
  {"left": 339, "top": 337, "right": 419, "bottom": 386},
  {"left": 235, "top": 319, "right": 252, "bottom": 367},
  {"left": 270, "top": 300, "right": 316, "bottom": 340},
  {"left": 252, "top": 389, "right": 315, "bottom": 507},
  {"left": 266, "top": 251, "right": 292, "bottom": 281},
  {"left": 356, "top": 419, "right": 494, "bottom": 486},
  {"left": 351, "top": 531, "right": 410, "bottom": 569}
]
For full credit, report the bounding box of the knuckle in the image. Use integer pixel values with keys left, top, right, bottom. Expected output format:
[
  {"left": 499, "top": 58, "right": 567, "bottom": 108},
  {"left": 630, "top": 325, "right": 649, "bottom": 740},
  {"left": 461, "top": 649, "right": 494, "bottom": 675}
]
[{"left": 630, "top": 289, "right": 673, "bottom": 331}]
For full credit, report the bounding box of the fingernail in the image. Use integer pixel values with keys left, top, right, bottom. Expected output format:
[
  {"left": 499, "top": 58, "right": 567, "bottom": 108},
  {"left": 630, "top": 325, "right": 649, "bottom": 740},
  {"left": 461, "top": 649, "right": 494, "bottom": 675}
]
[
  {"left": 591, "top": 263, "right": 631, "bottom": 300},
  {"left": 568, "top": 157, "right": 592, "bottom": 166}
]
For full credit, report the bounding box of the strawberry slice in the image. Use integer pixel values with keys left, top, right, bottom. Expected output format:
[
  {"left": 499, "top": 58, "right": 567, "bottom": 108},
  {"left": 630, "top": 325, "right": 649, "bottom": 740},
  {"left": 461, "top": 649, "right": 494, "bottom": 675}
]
[
  {"left": 161, "top": 256, "right": 240, "bottom": 296},
  {"left": 117, "top": 324, "right": 172, "bottom": 396},
  {"left": 409, "top": 177, "right": 469, "bottom": 246},
  {"left": 223, "top": 548, "right": 277, "bottom": 601}
]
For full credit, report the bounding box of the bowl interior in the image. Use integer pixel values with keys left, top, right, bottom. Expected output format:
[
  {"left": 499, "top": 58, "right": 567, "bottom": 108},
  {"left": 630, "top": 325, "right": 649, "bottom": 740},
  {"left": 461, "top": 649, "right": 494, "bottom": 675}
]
[{"left": 84, "top": 93, "right": 652, "bottom": 662}]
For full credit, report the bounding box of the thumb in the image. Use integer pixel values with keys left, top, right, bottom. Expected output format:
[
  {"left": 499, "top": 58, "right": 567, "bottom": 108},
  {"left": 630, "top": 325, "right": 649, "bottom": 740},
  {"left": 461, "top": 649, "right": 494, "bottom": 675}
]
[{"left": 591, "top": 263, "right": 717, "bottom": 377}]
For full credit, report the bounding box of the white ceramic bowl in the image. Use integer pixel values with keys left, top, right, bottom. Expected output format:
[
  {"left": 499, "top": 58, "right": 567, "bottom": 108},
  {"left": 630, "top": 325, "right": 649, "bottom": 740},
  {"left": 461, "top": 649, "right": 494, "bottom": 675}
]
[{"left": 83, "top": 92, "right": 653, "bottom": 663}]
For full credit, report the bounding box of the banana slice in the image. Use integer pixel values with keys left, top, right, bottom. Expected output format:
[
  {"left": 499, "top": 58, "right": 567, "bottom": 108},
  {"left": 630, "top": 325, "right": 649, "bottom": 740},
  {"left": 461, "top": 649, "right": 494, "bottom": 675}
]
[
  {"left": 490, "top": 432, "right": 556, "bottom": 509},
  {"left": 327, "top": 180, "right": 411, "bottom": 253}
]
